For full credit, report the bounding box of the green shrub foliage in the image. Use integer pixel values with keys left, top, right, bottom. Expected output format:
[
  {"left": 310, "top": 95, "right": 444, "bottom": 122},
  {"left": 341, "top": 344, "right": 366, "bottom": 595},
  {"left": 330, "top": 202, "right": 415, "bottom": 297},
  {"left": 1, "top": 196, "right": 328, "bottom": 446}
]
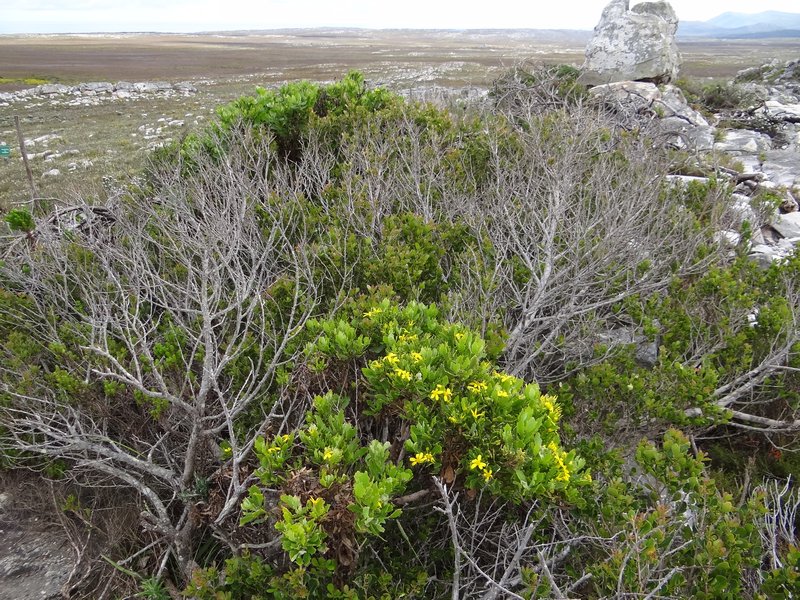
[
  {"left": 227, "top": 302, "right": 587, "bottom": 593},
  {"left": 2, "top": 71, "right": 800, "bottom": 598}
]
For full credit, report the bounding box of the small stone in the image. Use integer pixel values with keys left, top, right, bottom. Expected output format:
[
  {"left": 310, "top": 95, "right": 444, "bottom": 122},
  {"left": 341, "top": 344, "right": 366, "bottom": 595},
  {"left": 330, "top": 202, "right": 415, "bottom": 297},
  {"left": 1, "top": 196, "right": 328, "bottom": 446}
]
[{"left": 780, "top": 193, "right": 799, "bottom": 213}]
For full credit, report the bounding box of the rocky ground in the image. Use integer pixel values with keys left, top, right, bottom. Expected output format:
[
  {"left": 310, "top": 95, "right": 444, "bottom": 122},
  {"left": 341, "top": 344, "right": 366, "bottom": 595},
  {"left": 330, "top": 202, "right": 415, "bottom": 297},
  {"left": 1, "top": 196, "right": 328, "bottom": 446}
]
[
  {"left": 590, "top": 58, "right": 800, "bottom": 268},
  {"left": 0, "top": 483, "right": 74, "bottom": 600}
]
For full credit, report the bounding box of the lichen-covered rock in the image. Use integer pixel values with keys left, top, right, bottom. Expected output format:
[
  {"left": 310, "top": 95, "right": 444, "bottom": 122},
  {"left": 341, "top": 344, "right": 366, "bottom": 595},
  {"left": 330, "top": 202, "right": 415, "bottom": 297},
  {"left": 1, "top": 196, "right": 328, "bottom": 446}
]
[
  {"left": 736, "top": 59, "right": 800, "bottom": 85},
  {"left": 713, "top": 129, "right": 773, "bottom": 155},
  {"left": 589, "top": 80, "right": 713, "bottom": 149},
  {"left": 579, "top": 0, "right": 681, "bottom": 86},
  {"left": 79, "top": 82, "right": 114, "bottom": 94},
  {"left": 36, "top": 83, "right": 73, "bottom": 95}
]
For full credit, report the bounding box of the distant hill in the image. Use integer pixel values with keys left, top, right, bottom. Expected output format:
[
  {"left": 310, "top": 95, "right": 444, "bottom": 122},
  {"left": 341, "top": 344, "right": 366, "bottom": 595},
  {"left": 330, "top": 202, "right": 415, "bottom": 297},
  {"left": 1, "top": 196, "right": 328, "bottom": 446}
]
[{"left": 679, "top": 11, "right": 800, "bottom": 38}]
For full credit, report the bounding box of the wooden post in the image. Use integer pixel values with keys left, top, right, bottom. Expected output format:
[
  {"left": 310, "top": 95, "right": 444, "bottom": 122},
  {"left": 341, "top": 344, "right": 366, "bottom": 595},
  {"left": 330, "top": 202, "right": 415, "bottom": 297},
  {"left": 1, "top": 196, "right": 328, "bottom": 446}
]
[{"left": 14, "top": 115, "right": 38, "bottom": 213}]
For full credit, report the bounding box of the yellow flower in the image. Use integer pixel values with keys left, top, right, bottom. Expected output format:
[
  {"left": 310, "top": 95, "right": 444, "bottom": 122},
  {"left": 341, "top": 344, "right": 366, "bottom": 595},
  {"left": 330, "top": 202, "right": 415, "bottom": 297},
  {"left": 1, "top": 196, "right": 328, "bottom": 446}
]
[
  {"left": 384, "top": 353, "right": 400, "bottom": 365},
  {"left": 493, "top": 371, "right": 514, "bottom": 383},
  {"left": 369, "top": 359, "right": 383, "bottom": 370},
  {"left": 393, "top": 367, "right": 412, "bottom": 382},
  {"left": 267, "top": 446, "right": 281, "bottom": 454},
  {"left": 548, "top": 441, "right": 570, "bottom": 483},
  {"left": 411, "top": 352, "right": 424, "bottom": 363},
  {"left": 470, "top": 408, "right": 485, "bottom": 420},
  {"left": 540, "top": 395, "right": 562, "bottom": 421},
  {"left": 430, "top": 385, "right": 453, "bottom": 403},
  {"left": 469, "top": 455, "right": 487, "bottom": 471},
  {"left": 363, "top": 307, "right": 383, "bottom": 318},
  {"left": 496, "top": 389, "right": 509, "bottom": 398},
  {"left": 399, "top": 332, "right": 418, "bottom": 343},
  {"left": 322, "top": 447, "right": 334, "bottom": 461},
  {"left": 482, "top": 468, "right": 493, "bottom": 482},
  {"left": 409, "top": 452, "right": 435, "bottom": 466},
  {"left": 467, "top": 380, "right": 488, "bottom": 394},
  {"left": 455, "top": 332, "right": 465, "bottom": 341}
]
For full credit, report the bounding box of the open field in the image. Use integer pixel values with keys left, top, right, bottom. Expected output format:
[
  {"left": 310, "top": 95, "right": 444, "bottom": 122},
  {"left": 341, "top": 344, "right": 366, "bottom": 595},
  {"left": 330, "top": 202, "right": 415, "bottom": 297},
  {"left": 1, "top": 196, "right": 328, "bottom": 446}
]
[
  {"left": 0, "top": 30, "right": 591, "bottom": 89},
  {"left": 1, "top": 30, "right": 798, "bottom": 210}
]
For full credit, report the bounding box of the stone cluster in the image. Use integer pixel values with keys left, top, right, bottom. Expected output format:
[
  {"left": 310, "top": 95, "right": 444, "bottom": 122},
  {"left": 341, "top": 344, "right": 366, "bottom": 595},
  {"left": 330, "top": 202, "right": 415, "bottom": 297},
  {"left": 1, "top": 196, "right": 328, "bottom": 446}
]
[
  {"left": 0, "top": 80, "right": 198, "bottom": 107},
  {"left": 582, "top": 0, "right": 800, "bottom": 269}
]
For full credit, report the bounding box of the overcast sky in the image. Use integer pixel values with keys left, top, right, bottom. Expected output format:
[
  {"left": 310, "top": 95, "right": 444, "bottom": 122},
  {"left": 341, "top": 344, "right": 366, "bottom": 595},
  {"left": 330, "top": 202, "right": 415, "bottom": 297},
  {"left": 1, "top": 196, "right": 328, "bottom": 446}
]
[{"left": 2, "top": 0, "right": 800, "bottom": 34}]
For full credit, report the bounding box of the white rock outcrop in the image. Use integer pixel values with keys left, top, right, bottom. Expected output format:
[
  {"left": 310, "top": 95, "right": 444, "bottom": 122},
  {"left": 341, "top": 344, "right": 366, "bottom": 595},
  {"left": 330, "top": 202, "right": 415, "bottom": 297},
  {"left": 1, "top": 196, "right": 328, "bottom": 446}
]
[
  {"left": 580, "top": 0, "right": 682, "bottom": 86},
  {"left": 589, "top": 81, "right": 714, "bottom": 149}
]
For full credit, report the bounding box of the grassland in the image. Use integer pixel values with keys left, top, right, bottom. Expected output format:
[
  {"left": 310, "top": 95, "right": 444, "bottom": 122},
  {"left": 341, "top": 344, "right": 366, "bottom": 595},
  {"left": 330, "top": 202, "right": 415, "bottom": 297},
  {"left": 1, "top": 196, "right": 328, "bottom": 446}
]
[{"left": 1, "top": 30, "right": 797, "bottom": 211}]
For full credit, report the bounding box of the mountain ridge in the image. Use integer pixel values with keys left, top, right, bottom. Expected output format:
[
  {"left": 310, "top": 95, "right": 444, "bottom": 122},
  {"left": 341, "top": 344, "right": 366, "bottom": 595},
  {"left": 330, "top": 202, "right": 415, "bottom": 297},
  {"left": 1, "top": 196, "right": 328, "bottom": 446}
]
[{"left": 679, "top": 10, "right": 800, "bottom": 38}]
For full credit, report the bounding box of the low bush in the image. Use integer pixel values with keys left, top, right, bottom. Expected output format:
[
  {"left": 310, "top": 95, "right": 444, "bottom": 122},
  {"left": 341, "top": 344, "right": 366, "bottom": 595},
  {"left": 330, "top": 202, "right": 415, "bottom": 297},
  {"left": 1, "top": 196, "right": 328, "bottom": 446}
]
[{"left": 2, "top": 71, "right": 799, "bottom": 598}]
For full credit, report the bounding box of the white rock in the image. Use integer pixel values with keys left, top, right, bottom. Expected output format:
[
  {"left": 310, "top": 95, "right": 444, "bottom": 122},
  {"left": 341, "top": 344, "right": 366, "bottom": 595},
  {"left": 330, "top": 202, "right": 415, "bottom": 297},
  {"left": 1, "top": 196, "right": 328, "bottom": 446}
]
[
  {"left": 713, "top": 130, "right": 772, "bottom": 155},
  {"left": 579, "top": 0, "right": 681, "bottom": 85},
  {"left": 37, "top": 83, "right": 72, "bottom": 95},
  {"left": 714, "top": 230, "right": 741, "bottom": 246},
  {"left": 134, "top": 82, "right": 159, "bottom": 93},
  {"left": 760, "top": 151, "right": 800, "bottom": 188},
  {"left": 729, "top": 194, "right": 758, "bottom": 225},
  {"left": 762, "top": 100, "right": 800, "bottom": 122},
  {"left": 772, "top": 212, "right": 800, "bottom": 238},
  {"left": 42, "top": 169, "right": 60, "bottom": 178},
  {"left": 80, "top": 81, "right": 114, "bottom": 93},
  {"left": 665, "top": 175, "right": 710, "bottom": 185}
]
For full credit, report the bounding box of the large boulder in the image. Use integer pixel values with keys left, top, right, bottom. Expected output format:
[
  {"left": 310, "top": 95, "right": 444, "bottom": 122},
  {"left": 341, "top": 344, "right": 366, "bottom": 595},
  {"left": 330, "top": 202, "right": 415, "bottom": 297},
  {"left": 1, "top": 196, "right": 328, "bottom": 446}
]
[
  {"left": 579, "top": 0, "right": 682, "bottom": 86},
  {"left": 589, "top": 81, "right": 715, "bottom": 150}
]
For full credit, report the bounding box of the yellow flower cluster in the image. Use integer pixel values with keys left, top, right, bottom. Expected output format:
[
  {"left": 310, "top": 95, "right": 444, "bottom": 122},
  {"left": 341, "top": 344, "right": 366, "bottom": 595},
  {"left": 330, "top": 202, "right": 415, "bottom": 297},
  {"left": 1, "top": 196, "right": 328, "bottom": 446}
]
[
  {"left": 384, "top": 353, "right": 400, "bottom": 365},
  {"left": 411, "top": 352, "right": 424, "bottom": 363},
  {"left": 548, "top": 441, "right": 570, "bottom": 482},
  {"left": 493, "top": 371, "right": 514, "bottom": 383},
  {"left": 393, "top": 367, "right": 412, "bottom": 381},
  {"left": 541, "top": 394, "right": 562, "bottom": 421},
  {"left": 409, "top": 452, "right": 435, "bottom": 466},
  {"left": 430, "top": 384, "right": 453, "bottom": 403},
  {"left": 363, "top": 307, "right": 383, "bottom": 318},
  {"left": 469, "top": 454, "right": 493, "bottom": 481},
  {"left": 467, "top": 380, "right": 488, "bottom": 393}
]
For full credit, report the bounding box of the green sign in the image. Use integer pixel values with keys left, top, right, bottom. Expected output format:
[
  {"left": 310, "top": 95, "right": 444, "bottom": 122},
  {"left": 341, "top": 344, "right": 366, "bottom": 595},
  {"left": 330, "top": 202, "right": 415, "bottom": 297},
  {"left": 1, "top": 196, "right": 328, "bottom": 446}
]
[{"left": 0, "top": 144, "right": 10, "bottom": 158}]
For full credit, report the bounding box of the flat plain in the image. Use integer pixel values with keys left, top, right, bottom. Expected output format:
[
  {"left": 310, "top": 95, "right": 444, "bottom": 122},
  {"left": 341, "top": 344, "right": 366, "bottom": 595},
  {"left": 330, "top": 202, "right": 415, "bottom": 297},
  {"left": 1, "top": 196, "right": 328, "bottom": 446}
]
[{"left": 1, "top": 30, "right": 798, "bottom": 209}]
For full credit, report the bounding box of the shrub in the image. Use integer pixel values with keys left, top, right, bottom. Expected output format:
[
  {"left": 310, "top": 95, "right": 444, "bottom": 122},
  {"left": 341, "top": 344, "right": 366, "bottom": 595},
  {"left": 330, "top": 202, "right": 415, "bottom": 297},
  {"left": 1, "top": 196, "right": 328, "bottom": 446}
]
[
  {"left": 3, "top": 71, "right": 800, "bottom": 597},
  {"left": 222, "top": 301, "right": 587, "bottom": 595}
]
